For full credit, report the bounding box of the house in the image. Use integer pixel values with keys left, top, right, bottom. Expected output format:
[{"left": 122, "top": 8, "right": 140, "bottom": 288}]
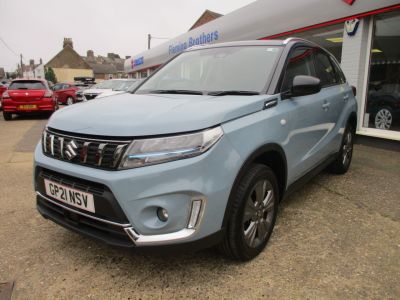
[
  {"left": 0, "top": 68, "right": 5, "bottom": 80},
  {"left": 83, "top": 50, "right": 126, "bottom": 80},
  {"left": 45, "top": 38, "right": 93, "bottom": 83},
  {"left": 189, "top": 9, "right": 223, "bottom": 30},
  {"left": 22, "top": 59, "right": 45, "bottom": 79}
]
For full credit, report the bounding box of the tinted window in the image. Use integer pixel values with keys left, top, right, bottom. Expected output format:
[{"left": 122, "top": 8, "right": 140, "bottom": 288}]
[
  {"left": 329, "top": 56, "right": 346, "bottom": 84},
  {"left": 281, "top": 48, "right": 316, "bottom": 92},
  {"left": 9, "top": 81, "right": 46, "bottom": 90},
  {"left": 314, "top": 51, "right": 338, "bottom": 87}
]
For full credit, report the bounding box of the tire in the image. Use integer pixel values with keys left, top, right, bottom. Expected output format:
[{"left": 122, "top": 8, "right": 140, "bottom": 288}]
[
  {"left": 328, "top": 123, "right": 354, "bottom": 174},
  {"left": 374, "top": 107, "right": 393, "bottom": 130},
  {"left": 3, "top": 111, "right": 12, "bottom": 121},
  {"left": 219, "top": 164, "right": 279, "bottom": 261},
  {"left": 66, "top": 97, "right": 74, "bottom": 106}
]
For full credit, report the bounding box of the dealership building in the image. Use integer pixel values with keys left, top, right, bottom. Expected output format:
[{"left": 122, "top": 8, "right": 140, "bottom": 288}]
[{"left": 125, "top": 0, "right": 400, "bottom": 141}]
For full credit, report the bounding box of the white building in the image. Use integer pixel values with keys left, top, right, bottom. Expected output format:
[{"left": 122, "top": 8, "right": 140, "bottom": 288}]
[{"left": 125, "top": 0, "right": 400, "bottom": 141}]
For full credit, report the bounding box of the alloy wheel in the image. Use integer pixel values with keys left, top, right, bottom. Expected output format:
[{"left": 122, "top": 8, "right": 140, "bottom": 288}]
[
  {"left": 375, "top": 108, "right": 392, "bottom": 130},
  {"left": 243, "top": 179, "right": 275, "bottom": 248},
  {"left": 67, "top": 97, "right": 74, "bottom": 105},
  {"left": 342, "top": 130, "right": 353, "bottom": 166}
]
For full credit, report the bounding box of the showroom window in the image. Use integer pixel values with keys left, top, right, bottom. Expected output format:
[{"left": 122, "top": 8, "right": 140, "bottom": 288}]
[
  {"left": 275, "top": 23, "right": 344, "bottom": 62},
  {"left": 364, "top": 11, "right": 400, "bottom": 132}
]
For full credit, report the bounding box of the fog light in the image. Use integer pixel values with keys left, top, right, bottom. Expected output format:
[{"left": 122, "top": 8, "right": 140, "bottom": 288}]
[
  {"left": 157, "top": 207, "right": 168, "bottom": 222},
  {"left": 188, "top": 200, "right": 202, "bottom": 229}
]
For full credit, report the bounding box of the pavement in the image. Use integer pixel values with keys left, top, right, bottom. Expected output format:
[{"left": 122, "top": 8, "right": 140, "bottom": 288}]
[{"left": 0, "top": 112, "right": 399, "bottom": 299}]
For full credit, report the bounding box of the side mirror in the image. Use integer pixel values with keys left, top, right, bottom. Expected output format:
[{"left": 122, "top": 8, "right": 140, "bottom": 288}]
[{"left": 291, "top": 75, "right": 321, "bottom": 97}]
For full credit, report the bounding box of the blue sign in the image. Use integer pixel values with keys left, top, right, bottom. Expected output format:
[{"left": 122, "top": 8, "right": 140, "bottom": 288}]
[
  {"left": 131, "top": 56, "right": 144, "bottom": 68},
  {"left": 168, "top": 30, "right": 219, "bottom": 55}
]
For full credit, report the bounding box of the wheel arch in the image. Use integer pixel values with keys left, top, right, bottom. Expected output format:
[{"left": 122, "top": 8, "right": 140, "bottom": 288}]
[
  {"left": 348, "top": 111, "right": 357, "bottom": 133},
  {"left": 222, "top": 143, "right": 287, "bottom": 228}
]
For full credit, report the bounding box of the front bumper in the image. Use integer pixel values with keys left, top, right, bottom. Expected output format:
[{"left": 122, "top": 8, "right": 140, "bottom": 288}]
[{"left": 34, "top": 135, "right": 242, "bottom": 248}]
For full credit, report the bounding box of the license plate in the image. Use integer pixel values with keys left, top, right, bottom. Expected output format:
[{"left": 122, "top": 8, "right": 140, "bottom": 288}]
[
  {"left": 44, "top": 179, "right": 95, "bottom": 213},
  {"left": 19, "top": 104, "right": 37, "bottom": 110}
]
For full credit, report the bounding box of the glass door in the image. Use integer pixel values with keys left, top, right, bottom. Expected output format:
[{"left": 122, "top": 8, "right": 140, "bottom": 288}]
[{"left": 364, "top": 11, "right": 400, "bottom": 133}]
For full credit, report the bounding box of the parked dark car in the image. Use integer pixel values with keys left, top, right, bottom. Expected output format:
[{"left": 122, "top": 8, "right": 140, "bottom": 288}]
[{"left": 367, "top": 82, "right": 400, "bottom": 130}]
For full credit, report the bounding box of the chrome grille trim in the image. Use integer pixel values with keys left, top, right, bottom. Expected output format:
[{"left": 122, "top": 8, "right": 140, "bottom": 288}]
[
  {"left": 50, "top": 134, "right": 55, "bottom": 155},
  {"left": 42, "top": 130, "right": 131, "bottom": 170}
]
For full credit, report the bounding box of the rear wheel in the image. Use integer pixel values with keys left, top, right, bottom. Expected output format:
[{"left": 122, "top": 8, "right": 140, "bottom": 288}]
[
  {"left": 66, "top": 97, "right": 74, "bottom": 106},
  {"left": 328, "top": 123, "right": 354, "bottom": 174},
  {"left": 3, "top": 111, "right": 12, "bottom": 121},
  {"left": 219, "top": 164, "right": 279, "bottom": 261}
]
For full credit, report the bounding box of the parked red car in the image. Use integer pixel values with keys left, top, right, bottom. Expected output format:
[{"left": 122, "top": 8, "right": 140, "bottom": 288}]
[
  {"left": 0, "top": 83, "right": 7, "bottom": 110},
  {"left": 2, "top": 79, "right": 57, "bottom": 121},
  {"left": 52, "top": 83, "right": 80, "bottom": 105}
]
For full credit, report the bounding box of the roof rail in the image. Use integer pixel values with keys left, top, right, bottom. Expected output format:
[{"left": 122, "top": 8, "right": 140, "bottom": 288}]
[{"left": 282, "top": 37, "right": 311, "bottom": 45}]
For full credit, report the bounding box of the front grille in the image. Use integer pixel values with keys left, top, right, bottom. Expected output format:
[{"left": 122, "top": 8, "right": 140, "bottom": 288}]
[
  {"left": 42, "top": 129, "right": 131, "bottom": 170},
  {"left": 84, "top": 93, "right": 98, "bottom": 100}
]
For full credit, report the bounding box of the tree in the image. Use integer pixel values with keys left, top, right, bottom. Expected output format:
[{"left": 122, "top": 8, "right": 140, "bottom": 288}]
[{"left": 45, "top": 67, "right": 57, "bottom": 83}]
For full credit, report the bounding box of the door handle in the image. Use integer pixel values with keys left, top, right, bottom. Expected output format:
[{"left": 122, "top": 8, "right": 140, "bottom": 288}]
[
  {"left": 343, "top": 95, "right": 349, "bottom": 102},
  {"left": 322, "top": 102, "right": 330, "bottom": 110}
]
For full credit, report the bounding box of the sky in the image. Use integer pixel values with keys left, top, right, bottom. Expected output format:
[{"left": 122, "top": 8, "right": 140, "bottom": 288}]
[{"left": 0, "top": 0, "right": 256, "bottom": 72}]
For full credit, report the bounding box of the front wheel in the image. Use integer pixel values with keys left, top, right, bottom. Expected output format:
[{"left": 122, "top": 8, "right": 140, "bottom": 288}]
[
  {"left": 328, "top": 123, "right": 354, "bottom": 174},
  {"left": 3, "top": 111, "right": 12, "bottom": 121},
  {"left": 219, "top": 164, "right": 279, "bottom": 261},
  {"left": 66, "top": 97, "right": 74, "bottom": 106}
]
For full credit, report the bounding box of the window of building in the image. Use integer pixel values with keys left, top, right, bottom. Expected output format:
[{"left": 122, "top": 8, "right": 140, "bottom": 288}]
[{"left": 365, "top": 10, "right": 400, "bottom": 132}]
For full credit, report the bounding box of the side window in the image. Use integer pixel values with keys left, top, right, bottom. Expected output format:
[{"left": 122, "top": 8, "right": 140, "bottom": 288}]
[
  {"left": 63, "top": 84, "right": 70, "bottom": 89},
  {"left": 314, "top": 51, "right": 338, "bottom": 87},
  {"left": 53, "top": 84, "right": 62, "bottom": 91},
  {"left": 281, "top": 48, "right": 316, "bottom": 92},
  {"left": 329, "top": 56, "right": 346, "bottom": 84}
]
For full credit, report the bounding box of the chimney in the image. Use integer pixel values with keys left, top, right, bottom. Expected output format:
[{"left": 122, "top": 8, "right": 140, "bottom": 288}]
[
  {"left": 39, "top": 58, "right": 43, "bottom": 64},
  {"left": 29, "top": 59, "right": 35, "bottom": 66},
  {"left": 63, "top": 38, "right": 73, "bottom": 48},
  {"left": 87, "top": 50, "right": 94, "bottom": 58}
]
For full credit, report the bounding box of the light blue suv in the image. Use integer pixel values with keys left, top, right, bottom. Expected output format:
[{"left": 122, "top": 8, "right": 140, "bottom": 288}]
[{"left": 34, "top": 39, "right": 357, "bottom": 260}]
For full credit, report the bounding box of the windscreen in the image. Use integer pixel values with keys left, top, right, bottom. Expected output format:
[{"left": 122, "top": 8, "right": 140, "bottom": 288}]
[
  {"left": 136, "top": 46, "right": 281, "bottom": 94},
  {"left": 113, "top": 80, "right": 140, "bottom": 91},
  {"left": 9, "top": 81, "right": 46, "bottom": 90}
]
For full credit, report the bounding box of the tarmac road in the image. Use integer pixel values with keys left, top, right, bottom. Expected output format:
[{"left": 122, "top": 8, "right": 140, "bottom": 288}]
[{"left": 0, "top": 114, "right": 399, "bottom": 299}]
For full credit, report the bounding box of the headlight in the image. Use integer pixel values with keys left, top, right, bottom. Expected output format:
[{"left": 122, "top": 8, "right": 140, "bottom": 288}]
[{"left": 119, "top": 126, "right": 223, "bottom": 169}]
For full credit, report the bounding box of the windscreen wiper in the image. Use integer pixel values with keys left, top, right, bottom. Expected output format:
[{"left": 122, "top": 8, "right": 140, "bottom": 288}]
[
  {"left": 208, "top": 90, "right": 260, "bottom": 96},
  {"left": 149, "top": 89, "right": 203, "bottom": 95}
]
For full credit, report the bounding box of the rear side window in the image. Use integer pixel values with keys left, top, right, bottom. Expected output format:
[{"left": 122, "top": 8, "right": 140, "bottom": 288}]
[
  {"left": 9, "top": 81, "right": 46, "bottom": 90},
  {"left": 314, "top": 51, "right": 338, "bottom": 87},
  {"left": 281, "top": 48, "right": 316, "bottom": 92}
]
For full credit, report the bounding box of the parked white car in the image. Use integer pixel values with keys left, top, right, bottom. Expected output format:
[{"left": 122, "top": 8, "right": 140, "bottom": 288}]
[{"left": 79, "top": 79, "right": 142, "bottom": 101}]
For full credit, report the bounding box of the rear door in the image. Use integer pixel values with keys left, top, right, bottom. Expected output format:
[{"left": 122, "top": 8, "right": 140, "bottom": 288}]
[
  {"left": 279, "top": 47, "right": 332, "bottom": 183},
  {"left": 313, "top": 50, "right": 349, "bottom": 155}
]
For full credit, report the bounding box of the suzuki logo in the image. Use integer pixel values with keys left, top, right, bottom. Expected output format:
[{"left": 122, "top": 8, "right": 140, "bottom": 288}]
[
  {"left": 65, "top": 140, "right": 78, "bottom": 160},
  {"left": 345, "top": 19, "right": 360, "bottom": 36}
]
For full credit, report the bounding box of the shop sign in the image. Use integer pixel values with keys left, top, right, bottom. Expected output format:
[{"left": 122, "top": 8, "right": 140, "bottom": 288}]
[
  {"left": 168, "top": 30, "right": 220, "bottom": 55},
  {"left": 345, "top": 19, "right": 360, "bottom": 36},
  {"left": 343, "top": 0, "right": 356, "bottom": 5},
  {"left": 131, "top": 56, "right": 144, "bottom": 68}
]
